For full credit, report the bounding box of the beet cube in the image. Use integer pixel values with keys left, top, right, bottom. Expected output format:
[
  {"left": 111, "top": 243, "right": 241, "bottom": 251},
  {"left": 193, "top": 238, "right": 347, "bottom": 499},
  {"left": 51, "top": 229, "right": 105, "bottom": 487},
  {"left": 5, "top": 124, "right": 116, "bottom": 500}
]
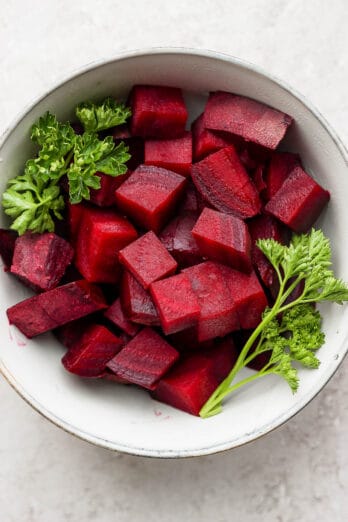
[
  {"left": 204, "top": 91, "right": 293, "bottom": 150},
  {"left": 168, "top": 327, "right": 214, "bottom": 352},
  {"left": 54, "top": 317, "right": 93, "bottom": 349},
  {"left": 192, "top": 208, "right": 252, "bottom": 272},
  {"left": 75, "top": 207, "right": 138, "bottom": 284},
  {"left": 10, "top": 232, "right": 74, "bottom": 292},
  {"left": 121, "top": 271, "right": 160, "bottom": 326},
  {"left": 145, "top": 132, "right": 192, "bottom": 177},
  {"left": 119, "top": 231, "right": 177, "bottom": 289},
  {"left": 265, "top": 152, "right": 301, "bottom": 200},
  {"left": 107, "top": 328, "right": 179, "bottom": 389},
  {"left": 159, "top": 212, "right": 202, "bottom": 267},
  {"left": 130, "top": 85, "right": 188, "bottom": 139},
  {"left": 192, "top": 113, "right": 241, "bottom": 161},
  {"left": 178, "top": 182, "right": 206, "bottom": 215},
  {"left": 7, "top": 280, "right": 107, "bottom": 338},
  {"left": 89, "top": 172, "right": 130, "bottom": 207},
  {"left": 150, "top": 273, "right": 200, "bottom": 335},
  {"left": 62, "top": 324, "right": 123, "bottom": 377},
  {"left": 191, "top": 146, "right": 261, "bottom": 219},
  {"left": 203, "top": 336, "right": 239, "bottom": 382},
  {"left": 0, "top": 228, "right": 17, "bottom": 270},
  {"left": 115, "top": 165, "right": 187, "bottom": 233},
  {"left": 265, "top": 166, "right": 330, "bottom": 233},
  {"left": 67, "top": 201, "right": 88, "bottom": 244},
  {"left": 104, "top": 298, "right": 140, "bottom": 337}
]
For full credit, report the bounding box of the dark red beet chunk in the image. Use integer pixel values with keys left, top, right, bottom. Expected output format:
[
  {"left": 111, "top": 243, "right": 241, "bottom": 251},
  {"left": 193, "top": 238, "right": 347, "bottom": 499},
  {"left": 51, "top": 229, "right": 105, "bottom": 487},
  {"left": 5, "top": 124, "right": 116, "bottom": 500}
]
[
  {"left": 159, "top": 212, "right": 202, "bottom": 267},
  {"left": 67, "top": 201, "right": 88, "bottom": 244},
  {"left": 203, "top": 336, "right": 239, "bottom": 382},
  {"left": 119, "top": 231, "right": 177, "bottom": 289},
  {"left": 115, "top": 165, "right": 187, "bottom": 233},
  {"left": 178, "top": 182, "right": 206, "bottom": 215},
  {"left": 7, "top": 280, "right": 107, "bottom": 338},
  {"left": 89, "top": 172, "right": 130, "bottom": 207},
  {"left": 0, "top": 228, "right": 17, "bottom": 270},
  {"left": 251, "top": 165, "right": 267, "bottom": 198},
  {"left": 62, "top": 324, "right": 123, "bottom": 377},
  {"left": 121, "top": 271, "right": 160, "bottom": 326},
  {"left": 168, "top": 327, "right": 214, "bottom": 352},
  {"left": 265, "top": 152, "right": 301, "bottom": 200},
  {"left": 150, "top": 273, "right": 200, "bottom": 335},
  {"left": 107, "top": 327, "right": 179, "bottom": 389},
  {"left": 54, "top": 317, "right": 94, "bottom": 349},
  {"left": 234, "top": 330, "right": 272, "bottom": 371},
  {"left": 192, "top": 113, "right": 241, "bottom": 161},
  {"left": 11, "top": 232, "right": 74, "bottom": 292},
  {"left": 145, "top": 132, "right": 192, "bottom": 177},
  {"left": 104, "top": 298, "right": 140, "bottom": 337},
  {"left": 192, "top": 208, "right": 252, "bottom": 272},
  {"left": 130, "top": 85, "right": 188, "bottom": 139},
  {"left": 75, "top": 207, "right": 138, "bottom": 284},
  {"left": 191, "top": 146, "right": 261, "bottom": 219},
  {"left": 204, "top": 91, "right": 293, "bottom": 150},
  {"left": 265, "top": 166, "right": 330, "bottom": 233}
]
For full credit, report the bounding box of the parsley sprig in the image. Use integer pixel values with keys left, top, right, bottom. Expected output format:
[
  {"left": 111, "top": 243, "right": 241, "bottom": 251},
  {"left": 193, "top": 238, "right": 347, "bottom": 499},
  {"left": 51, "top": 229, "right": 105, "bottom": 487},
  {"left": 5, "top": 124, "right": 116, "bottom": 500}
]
[
  {"left": 200, "top": 229, "right": 348, "bottom": 418},
  {"left": 2, "top": 99, "right": 131, "bottom": 234}
]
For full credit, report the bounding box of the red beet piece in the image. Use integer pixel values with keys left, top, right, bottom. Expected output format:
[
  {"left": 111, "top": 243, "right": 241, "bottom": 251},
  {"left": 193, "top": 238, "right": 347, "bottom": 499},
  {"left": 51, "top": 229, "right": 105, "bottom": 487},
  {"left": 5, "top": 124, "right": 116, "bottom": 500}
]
[
  {"left": 150, "top": 273, "right": 200, "bottom": 335},
  {"left": 130, "top": 85, "right": 188, "bottom": 139},
  {"left": 145, "top": 131, "right": 192, "bottom": 177},
  {"left": 115, "top": 165, "right": 187, "bottom": 233},
  {"left": 191, "top": 146, "right": 261, "bottom": 219},
  {"left": 54, "top": 317, "right": 94, "bottom": 349},
  {"left": 119, "top": 231, "right": 177, "bottom": 289},
  {"left": 192, "top": 208, "right": 252, "bottom": 272},
  {"left": 168, "top": 327, "right": 214, "bottom": 352},
  {"left": 251, "top": 165, "right": 267, "bottom": 198},
  {"left": 62, "top": 324, "right": 123, "bottom": 377},
  {"left": 7, "top": 280, "right": 107, "bottom": 338},
  {"left": 67, "top": 201, "right": 87, "bottom": 244},
  {"left": 178, "top": 182, "right": 206, "bottom": 215},
  {"left": 192, "top": 113, "right": 241, "bottom": 161},
  {"left": 75, "top": 207, "right": 138, "bottom": 284},
  {"left": 265, "top": 166, "right": 330, "bottom": 233},
  {"left": 104, "top": 297, "right": 140, "bottom": 337},
  {"left": 204, "top": 91, "right": 293, "bottom": 150},
  {"left": 89, "top": 172, "right": 130, "bottom": 207},
  {"left": 121, "top": 271, "right": 160, "bottom": 326},
  {"left": 159, "top": 212, "right": 202, "bottom": 267},
  {"left": 11, "top": 232, "right": 74, "bottom": 292},
  {"left": 203, "top": 336, "right": 239, "bottom": 382},
  {"left": 0, "top": 228, "right": 17, "bottom": 270},
  {"left": 183, "top": 261, "right": 240, "bottom": 341},
  {"left": 265, "top": 152, "right": 301, "bottom": 200},
  {"left": 107, "top": 327, "right": 179, "bottom": 389}
]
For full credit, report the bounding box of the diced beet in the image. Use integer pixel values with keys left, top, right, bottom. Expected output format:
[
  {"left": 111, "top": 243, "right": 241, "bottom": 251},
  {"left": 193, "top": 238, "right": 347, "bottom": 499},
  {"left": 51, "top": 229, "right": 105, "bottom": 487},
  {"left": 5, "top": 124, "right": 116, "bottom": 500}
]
[
  {"left": 159, "top": 212, "right": 202, "bottom": 267},
  {"left": 104, "top": 297, "right": 140, "bottom": 337},
  {"left": 145, "top": 132, "right": 192, "bottom": 177},
  {"left": 251, "top": 165, "right": 267, "bottom": 197},
  {"left": 121, "top": 271, "right": 160, "bottom": 326},
  {"left": 102, "top": 369, "right": 130, "bottom": 384},
  {"left": 107, "top": 328, "right": 179, "bottom": 389},
  {"left": 0, "top": 228, "right": 17, "bottom": 270},
  {"left": 239, "top": 142, "right": 273, "bottom": 171},
  {"left": 191, "top": 113, "right": 241, "bottom": 161},
  {"left": 89, "top": 172, "right": 130, "bottom": 207},
  {"left": 7, "top": 280, "right": 107, "bottom": 338},
  {"left": 265, "top": 166, "right": 330, "bottom": 233},
  {"left": 75, "top": 207, "right": 138, "bottom": 284},
  {"left": 112, "top": 128, "right": 145, "bottom": 172},
  {"left": 204, "top": 91, "right": 293, "bottom": 150},
  {"left": 150, "top": 273, "right": 200, "bottom": 335},
  {"left": 168, "top": 327, "right": 214, "bottom": 352},
  {"left": 183, "top": 261, "right": 240, "bottom": 341},
  {"left": 199, "top": 336, "right": 239, "bottom": 381},
  {"left": 62, "top": 324, "right": 123, "bottom": 377},
  {"left": 54, "top": 317, "right": 94, "bottom": 349},
  {"left": 178, "top": 182, "right": 206, "bottom": 215},
  {"left": 192, "top": 208, "right": 252, "bottom": 272},
  {"left": 119, "top": 231, "right": 177, "bottom": 289},
  {"left": 115, "top": 165, "right": 187, "bottom": 233},
  {"left": 67, "top": 201, "right": 88, "bottom": 244},
  {"left": 265, "top": 152, "right": 301, "bottom": 200},
  {"left": 130, "top": 85, "right": 188, "bottom": 139},
  {"left": 10, "top": 232, "right": 74, "bottom": 292},
  {"left": 191, "top": 146, "right": 261, "bottom": 219}
]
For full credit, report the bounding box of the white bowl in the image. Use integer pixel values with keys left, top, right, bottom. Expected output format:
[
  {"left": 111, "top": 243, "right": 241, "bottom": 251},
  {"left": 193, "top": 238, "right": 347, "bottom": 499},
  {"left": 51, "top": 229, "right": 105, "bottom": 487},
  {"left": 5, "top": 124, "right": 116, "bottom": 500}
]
[{"left": 1, "top": 49, "right": 348, "bottom": 458}]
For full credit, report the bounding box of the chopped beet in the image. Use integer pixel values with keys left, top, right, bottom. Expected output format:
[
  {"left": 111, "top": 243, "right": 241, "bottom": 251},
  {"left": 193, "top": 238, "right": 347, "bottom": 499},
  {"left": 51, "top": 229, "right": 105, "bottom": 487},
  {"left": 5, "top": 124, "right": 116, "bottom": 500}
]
[
  {"left": 104, "top": 297, "right": 140, "bottom": 337},
  {"left": 62, "top": 324, "right": 123, "bottom": 377},
  {"left": 265, "top": 152, "right": 301, "bottom": 200},
  {"left": 67, "top": 201, "right": 89, "bottom": 244},
  {"left": 0, "top": 228, "right": 17, "bottom": 270},
  {"left": 159, "top": 212, "right": 202, "bottom": 267},
  {"left": 107, "top": 328, "right": 179, "bottom": 389},
  {"left": 191, "top": 146, "right": 261, "bottom": 219},
  {"left": 265, "top": 166, "right": 330, "bottom": 233},
  {"left": 89, "top": 172, "right": 130, "bottom": 207},
  {"left": 191, "top": 113, "right": 241, "bottom": 161},
  {"left": 115, "top": 165, "right": 187, "bottom": 233},
  {"left": 192, "top": 208, "right": 252, "bottom": 272},
  {"left": 150, "top": 273, "right": 200, "bottom": 335},
  {"left": 168, "top": 327, "right": 214, "bottom": 352},
  {"left": 130, "top": 85, "right": 188, "bottom": 138},
  {"left": 11, "top": 232, "right": 74, "bottom": 292},
  {"left": 112, "top": 129, "right": 145, "bottom": 172},
  {"left": 54, "top": 316, "right": 94, "bottom": 349},
  {"left": 203, "top": 336, "right": 239, "bottom": 382},
  {"left": 145, "top": 132, "right": 192, "bottom": 177},
  {"left": 75, "top": 207, "right": 138, "bottom": 284},
  {"left": 251, "top": 165, "right": 267, "bottom": 197},
  {"left": 178, "top": 182, "right": 206, "bottom": 215},
  {"left": 102, "top": 369, "right": 130, "bottom": 384},
  {"left": 204, "top": 91, "right": 293, "bottom": 149},
  {"left": 7, "top": 280, "right": 107, "bottom": 338},
  {"left": 119, "top": 231, "right": 177, "bottom": 289},
  {"left": 121, "top": 271, "right": 160, "bottom": 326}
]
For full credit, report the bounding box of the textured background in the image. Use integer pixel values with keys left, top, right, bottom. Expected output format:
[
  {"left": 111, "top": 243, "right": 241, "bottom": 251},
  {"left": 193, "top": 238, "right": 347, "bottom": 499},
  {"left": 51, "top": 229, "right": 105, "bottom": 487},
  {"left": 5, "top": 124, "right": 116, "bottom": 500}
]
[{"left": 1, "top": 1, "right": 347, "bottom": 520}]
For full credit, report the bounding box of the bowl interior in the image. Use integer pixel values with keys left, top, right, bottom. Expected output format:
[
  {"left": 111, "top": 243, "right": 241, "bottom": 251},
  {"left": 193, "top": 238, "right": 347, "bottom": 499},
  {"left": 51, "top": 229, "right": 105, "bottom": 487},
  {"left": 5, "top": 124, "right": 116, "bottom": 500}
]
[{"left": 1, "top": 50, "right": 348, "bottom": 457}]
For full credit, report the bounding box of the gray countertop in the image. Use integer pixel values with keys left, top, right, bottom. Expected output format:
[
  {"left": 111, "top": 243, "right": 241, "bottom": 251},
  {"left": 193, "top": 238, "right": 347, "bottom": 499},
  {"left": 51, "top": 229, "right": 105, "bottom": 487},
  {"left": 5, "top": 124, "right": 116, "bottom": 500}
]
[{"left": 1, "top": 1, "right": 347, "bottom": 520}]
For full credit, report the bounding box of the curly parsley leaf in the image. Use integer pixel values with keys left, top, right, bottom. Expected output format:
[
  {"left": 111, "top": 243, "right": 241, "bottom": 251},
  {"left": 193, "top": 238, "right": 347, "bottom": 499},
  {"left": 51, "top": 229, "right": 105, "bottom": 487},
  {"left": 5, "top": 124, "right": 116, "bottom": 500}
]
[{"left": 76, "top": 97, "right": 131, "bottom": 132}]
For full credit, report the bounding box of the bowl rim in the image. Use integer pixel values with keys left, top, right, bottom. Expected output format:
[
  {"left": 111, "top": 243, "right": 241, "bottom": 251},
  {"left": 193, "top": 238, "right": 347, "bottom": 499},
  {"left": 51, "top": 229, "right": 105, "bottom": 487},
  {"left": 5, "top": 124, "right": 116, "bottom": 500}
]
[{"left": 1, "top": 47, "right": 348, "bottom": 458}]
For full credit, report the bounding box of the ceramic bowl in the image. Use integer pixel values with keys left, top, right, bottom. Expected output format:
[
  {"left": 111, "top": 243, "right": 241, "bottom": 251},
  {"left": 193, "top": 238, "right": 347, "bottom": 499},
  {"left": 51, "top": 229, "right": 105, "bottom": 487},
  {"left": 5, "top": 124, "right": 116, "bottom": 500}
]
[{"left": 1, "top": 49, "right": 348, "bottom": 458}]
